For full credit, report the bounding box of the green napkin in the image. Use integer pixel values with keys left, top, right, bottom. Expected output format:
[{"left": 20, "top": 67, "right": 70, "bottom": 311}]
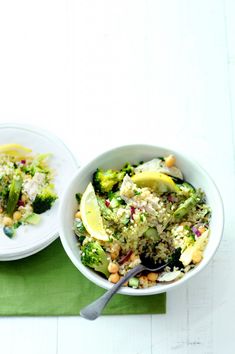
[{"left": 0, "top": 239, "right": 166, "bottom": 316}]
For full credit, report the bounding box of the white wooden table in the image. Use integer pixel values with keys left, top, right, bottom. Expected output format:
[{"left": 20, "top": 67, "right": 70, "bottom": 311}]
[{"left": 0, "top": 1, "right": 234, "bottom": 353}]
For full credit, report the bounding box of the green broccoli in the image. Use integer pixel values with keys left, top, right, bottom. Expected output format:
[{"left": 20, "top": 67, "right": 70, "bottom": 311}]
[
  {"left": 120, "top": 162, "right": 134, "bottom": 176},
  {"left": 81, "top": 241, "right": 110, "bottom": 278},
  {"left": 93, "top": 168, "right": 125, "bottom": 193},
  {"left": 93, "top": 163, "right": 135, "bottom": 194},
  {"left": 32, "top": 188, "right": 57, "bottom": 214}
]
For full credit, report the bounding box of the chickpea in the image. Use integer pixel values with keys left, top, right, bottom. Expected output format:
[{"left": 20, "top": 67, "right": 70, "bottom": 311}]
[
  {"left": 13, "top": 211, "right": 22, "bottom": 221},
  {"left": 110, "top": 251, "right": 119, "bottom": 260},
  {"left": 147, "top": 272, "right": 158, "bottom": 282},
  {"left": 108, "top": 273, "right": 120, "bottom": 284},
  {"left": 110, "top": 243, "right": 120, "bottom": 260},
  {"left": 192, "top": 250, "right": 202, "bottom": 264},
  {"left": 130, "top": 253, "right": 138, "bottom": 262},
  {"left": 165, "top": 154, "right": 176, "bottom": 168},
  {"left": 74, "top": 211, "right": 81, "bottom": 219},
  {"left": 108, "top": 262, "right": 119, "bottom": 274},
  {"left": 122, "top": 188, "right": 134, "bottom": 198},
  {"left": 139, "top": 275, "right": 149, "bottom": 288},
  {"left": 111, "top": 242, "right": 121, "bottom": 253},
  {"left": 180, "top": 221, "right": 191, "bottom": 227},
  {"left": 198, "top": 226, "right": 206, "bottom": 234},
  {"left": 3, "top": 216, "right": 13, "bottom": 227},
  {"left": 129, "top": 254, "right": 141, "bottom": 268}
]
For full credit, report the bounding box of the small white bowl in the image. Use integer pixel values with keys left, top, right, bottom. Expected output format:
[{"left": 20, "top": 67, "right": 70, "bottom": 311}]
[
  {"left": 0, "top": 123, "right": 78, "bottom": 261},
  {"left": 59, "top": 144, "right": 224, "bottom": 295}
]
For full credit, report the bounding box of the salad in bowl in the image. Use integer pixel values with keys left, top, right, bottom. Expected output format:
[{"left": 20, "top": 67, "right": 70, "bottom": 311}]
[
  {"left": 0, "top": 143, "right": 57, "bottom": 238},
  {"left": 59, "top": 144, "right": 223, "bottom": 295},
  {"left": 73, "top": 154, "right": 211, "bottom": 289}
]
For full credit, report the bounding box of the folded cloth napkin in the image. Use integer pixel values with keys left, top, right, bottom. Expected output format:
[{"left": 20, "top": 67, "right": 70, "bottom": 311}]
[{"left": 0, "top": 238, "right": 166, "bottom": 316}]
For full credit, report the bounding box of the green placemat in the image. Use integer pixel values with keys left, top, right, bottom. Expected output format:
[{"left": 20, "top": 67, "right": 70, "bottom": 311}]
[{"left": 0, "top": 239, "right": 166, "bottom": 316}]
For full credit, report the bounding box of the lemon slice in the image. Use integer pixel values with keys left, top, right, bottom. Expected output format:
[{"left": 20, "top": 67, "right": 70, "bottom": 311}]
[
  {"left": 131, "top": 172, "right": 179, "bottom": 194},
  {"left": 0, "top": 144, "right": 32, "bottom": 157},
  {"left": 80, "top": 182, "right": 109, "bottom": 241}
]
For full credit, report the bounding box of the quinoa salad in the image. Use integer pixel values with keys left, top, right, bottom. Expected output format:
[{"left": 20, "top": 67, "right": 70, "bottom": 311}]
[
  {"left": 0, "top": 144, "right": 57, "bottom": 238},
  {"left": 73, "top": 155, "right": 211, "bottom": 289}
]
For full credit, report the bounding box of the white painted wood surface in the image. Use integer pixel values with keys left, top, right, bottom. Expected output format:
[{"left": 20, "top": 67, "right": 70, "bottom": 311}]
[{"left": 0, "top": 0, "right": 234, "bottom": 353}]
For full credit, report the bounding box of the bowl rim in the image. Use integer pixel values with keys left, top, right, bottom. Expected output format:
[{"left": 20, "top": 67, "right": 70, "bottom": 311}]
[{"left": 59, "top": 143, "right": 224, "bottom": 296}]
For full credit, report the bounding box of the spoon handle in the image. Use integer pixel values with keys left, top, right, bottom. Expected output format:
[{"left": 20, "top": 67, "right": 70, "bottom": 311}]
[{"left": 80, "top": 264, "right": 146, "bottom": 320}]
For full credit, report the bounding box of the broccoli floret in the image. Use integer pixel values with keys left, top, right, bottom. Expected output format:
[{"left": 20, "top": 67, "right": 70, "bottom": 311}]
[
  {"left": 81, "top": 241, "right": 109, "bottom": 278},
  {"left": 32, "top": 188, "right": 57, "bottom": 214},
  {"left": 92, "top": 163, "right": 135, "bottom": 194},
  {"left": 120, "top": 162, "right": 134, "bottom": 176},
  {"left": 93, "top": 168, "right": 125, "bottom": 194}
]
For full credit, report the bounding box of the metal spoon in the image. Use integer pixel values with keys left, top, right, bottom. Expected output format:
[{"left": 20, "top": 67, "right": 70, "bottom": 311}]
[{"left": 80, "top": 257, "right": 169, "bottom": 320}]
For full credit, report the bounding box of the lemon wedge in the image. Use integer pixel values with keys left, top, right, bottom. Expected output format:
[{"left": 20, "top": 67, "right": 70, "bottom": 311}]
[
  {"left": 80, "top": 182, "right": 109, "bottom": 241},
  {"left": 131, "top": 172, "right": 179, "bottom": 194},
  {"left": 0, "top": 144, "right": 32, "bottom": 157}
]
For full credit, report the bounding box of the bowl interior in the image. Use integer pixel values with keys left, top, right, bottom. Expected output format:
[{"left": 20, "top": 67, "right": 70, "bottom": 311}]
[{"left": 59, "top": 145, "right": 223, "bottom": 295}]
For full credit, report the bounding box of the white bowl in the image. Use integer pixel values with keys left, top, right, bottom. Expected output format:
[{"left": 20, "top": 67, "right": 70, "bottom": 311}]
[
  {"left": 59, "top": 144, "right": 224, "bottom": 295},
  {"left": 0, "top": 123, "right": 78, "bottom": 260}
]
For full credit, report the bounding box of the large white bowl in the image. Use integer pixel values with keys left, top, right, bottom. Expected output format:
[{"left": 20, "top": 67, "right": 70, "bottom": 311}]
[{"left": 59, "top": 144, "right": 224, "bottom": 295}]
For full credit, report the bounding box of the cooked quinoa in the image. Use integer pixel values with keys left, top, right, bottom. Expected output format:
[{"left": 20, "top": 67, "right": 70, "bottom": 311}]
[{"left": 74, "top": 155, "right": 211, "bottom": 289}]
